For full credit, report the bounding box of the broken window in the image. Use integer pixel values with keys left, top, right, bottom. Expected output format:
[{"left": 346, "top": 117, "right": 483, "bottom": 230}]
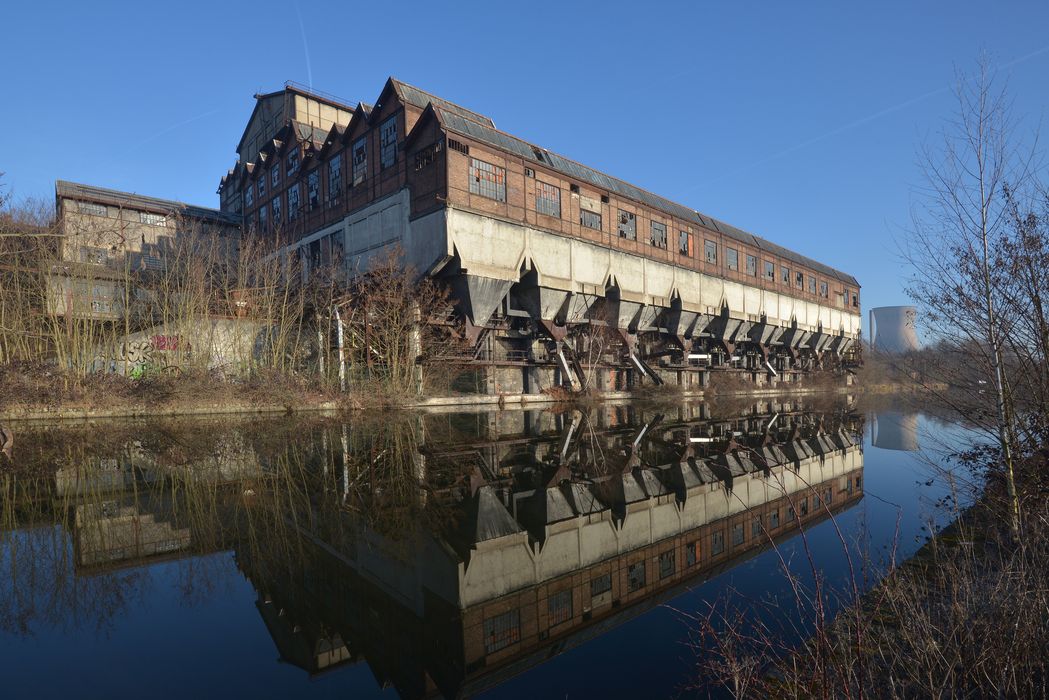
[
  {"left": 271, "top": 195, "right": 281, "bottom": 226},
  {"left": 650, "top": 221, "right": 667, "bottom": 249},
  {"left": 77, "top": 201, "right": 107, "bottom": 217},
  {"left": 732, "top": 522, "right": 745, "bottom": 546},
  {"left": 414, "top": 140, "right": 441, "bottom": 171},
  {"left": 769, "top": 509, "right": 780, "bottom": 528},
  {"left": 795, "top": 270, "right": 804, "bottom": 288},
  {"left": 328, "top": 156, "right": 342, "bottom": 198},
  {"left": 705, "top": 240, "right": 717, "bottom": 264},
  {"left": 286, "top": 148, "right": 300, "bottom": 177},
  {"left": 288, "top": 184, "right": 300, "bottom": 219},
  {"left": 258, "top": 204, "right": 267, "bottom": 230},
  {"left": 727, "top": 247, "right": 739, "bottom": 271},
  {"left": 139, "top": 211, "right": 166, "bottom": 226},
  {"left": 712, "top": 530, "right": 725, "bottom": 555},
  {"left": 483, "top": 609, "right": 520, "bottom": 654},
  {"left": 352, "top": 137, "right": 367, "bottom": 185},
  {"left": 746, "top": 254, "right": 757, "bottom": 276},
  {"left": 819, "top": 281, "right": 829, "bottom": 298},
  {"left": 548, "top": 589, "right": 572, "bottom": 627},
  {"left": 752, "top": 515, "right": 763, "bottom": 538},
  {"left": 307, "top": 170, "right": 320, "bottom": 210},
  {"left": 470, "top": 158, "right": 506, "bottom": 201},
  {"left": 257, "top": 176, "right": 266, "bottom": 199},
  {"left": 685, "top": 540, "right": 700, "bottom": 567},
  {"left": 764, "top": 260, "right": 775, "bottom": 281},
  {"left": 852, "top": 292, "right": 859, "bottom": 307},
  {"left": 580, "top": 209, "right": 602, "bottom": 230},
  {"left": 244, "top": 182, "right": 254, "bottom": 208},
  {"left": 590, "top": 573, "right": 612, "bottom": 596},
  {"left": 781, "top": 265, "right": 790, "bottom": 284},
  {"left": 536, "top": 180, "right": 561, "bottom": 217},
  {"left": 627, "top": 562, "right": 646, "bottom": 591},
  {"left": 808, "top": 275, "right": 817, "bottom": 294},
  {"left": 271, "top": 164, "right": 280, "bottom": 188},
  {"left": 380, "top": 117, "right": 397, "bottom": 170},
  {"left": 617, "top": 210, "right": 636, "bottom": 240},
  {"left": 659, "top": 550, "right": 675, "bottom": 579},
  {"left": 679, "top": 230, "right": 691, "bottom": 256}
]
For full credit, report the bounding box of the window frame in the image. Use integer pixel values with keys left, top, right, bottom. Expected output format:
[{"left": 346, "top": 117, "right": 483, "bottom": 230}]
[
  {"left": 535, "top": 180, "right": 561, "bottom": 218},
  {"left": 352, "top": 137, "right": 367, "bottom": 185},
  {"left": 379, "top": 116, "right": 398, "bottom": 170},
  {"left": 649, "top": 220, "right": 668, "bottom": 249},
  {"left": 617, "top": 209, "right": 637, "bottom": 240},
  {"left": 727, "top": 247, "right": 739, "bottom": 271},
  {"left": 469, "top": 157, "right": 507, "bottom": 202}
]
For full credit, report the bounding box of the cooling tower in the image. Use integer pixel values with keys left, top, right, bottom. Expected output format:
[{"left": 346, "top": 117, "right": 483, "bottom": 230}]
[
  {"left": 871, "top": 411, "right": 919, "bottom": 451},
  {"left": 869, "top": 306, "right": 919, "bottom": 354}
]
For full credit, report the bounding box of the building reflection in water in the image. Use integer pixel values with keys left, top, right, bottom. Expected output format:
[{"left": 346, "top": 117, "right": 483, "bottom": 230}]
[
  {"left": 871, "top": 411, "right": 920, "bottom": 452},
  {"left": 2, "top": 400, "right": 864, "bottom": 699}
]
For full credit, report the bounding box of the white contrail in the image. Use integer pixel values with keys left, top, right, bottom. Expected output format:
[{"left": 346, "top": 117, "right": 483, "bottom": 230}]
[
  {"left": 689, "top": 43, "right": 1049, "bottom": 191},
  {"left": 136, "top": 108, "right": 223, "bottom": 146},
  {"left": 296, "top": 2, "right": 313, "bottom": 90}
]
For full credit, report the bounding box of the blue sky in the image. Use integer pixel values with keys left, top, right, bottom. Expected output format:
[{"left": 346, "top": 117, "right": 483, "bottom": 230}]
[{"left": 2, "top": 1, "right": 1048, "bottom": 314}]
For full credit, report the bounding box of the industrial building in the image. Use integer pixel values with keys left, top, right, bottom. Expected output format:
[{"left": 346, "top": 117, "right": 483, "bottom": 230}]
[
  {"left": 217, "top": 79, "right": 862, "bottom": 391},
  {"left": 51, "top": 181, "right": 240, "bottom": 320}
]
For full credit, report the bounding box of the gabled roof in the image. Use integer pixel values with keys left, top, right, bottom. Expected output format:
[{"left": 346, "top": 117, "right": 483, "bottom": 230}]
[
  {"left": 57, "top": 180, "right": 241, "bottom": 226},
  {"left": 428, "top": 105, "right": 859, "bottom": 287},
  {"left": 383, "top": 77, "right": 494, "bottom": 129},
  {"left": 236, "top": 83, "right": 357, "bottom": 156}
]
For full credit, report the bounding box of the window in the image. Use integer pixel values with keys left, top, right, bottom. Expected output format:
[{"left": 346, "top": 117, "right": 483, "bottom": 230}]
[
  {"left": 650, "top": 221, "right": 668, "bottom": 249},
  {"left": 288, "top": 184, "right": 301, "bottom": 219},
  {"left": 659, "top": 550, "right": 675, "bottom": 579},
  {"left": 307, "top": 170, "right": 320, "bottom": 209},
  {"left": 732, "top": 522, "right": 745, "bottom": 546},
  {"left": 536, "top": 181, "right": 561, "bottom": 217},
  {"left": 769, "top": 509, "right": 780, "bottom": 528},
  {"left": 483, "top": 609, "right": 521, "bottom": 654},
  {"left": 286, "top": 149, "right": 300, "bottom": 177},
  {"left": 787, "top": 505, "right": 796, "bottom": 522},
  {"left": 139, "top": 211, "right": 166, "bottom": 226},
  {"left": 245, "top": 182, "right": 254, "bottom": 208},
  {"left": 617, "top": 210, "right": 636, "bottom": 240},
  {"left": 271, "top": 195, "right": 281, "bottom": 226},
  {"left": 795, "top": 270, "right": 804, "bottom": 288},
  {"left": 271, "top": 164, "right": 280, "bottom": 188},
  {"left": 808, "top": 275, "right": 817, "bottom": 294},
  {"left": 781, "top": 265, "right": 790, "bottom": 284},
  {"left": 581, "top": 209, "right": 602, "bottom": 230},
  {"left": 705, "top": 240, "right": 717, "bottom": 264},
  {"left": 746, "top": 254, "right": 757, "bottom": 276},
  {"left": 819, "top": 281, "right": 829, "bottom": 298},
  {"left": 752, "top": 516, "right": 763, "bottom": 538},
  {"left": 470, "top": 158, "right": 506, "bottom": 202},
  {"left": 257, "top": 176, "right": 266, "bottom": 199},
  {"left": 824, "top": 487, "right": 833, "bottom": 505},
  {"left": 800, "top": 497, "right": 810, "bottom": 516},
  {"left": 258, "top": 204, "right": 267, "bottom": 230},
  {"left": 352, "top": 137, "right": 367, "bottom": 185},
  {"left": 328, "top": 156, "right": 343, "bottom": 198},
  {"left": 764, "top": 261, "right": 775, "bottom": 281},
  {"left": 727, "top": 248, "right": 739, "bottom": 271},
  {"left": 548, "top": 590, "right": 572, "bottom": 627},
  {"left": 590, "top": 573, "right": 612, "bottom": 596},
  {"left": 414, "top": 141, "right": 441, "bottom": 170},
  {"left": 627, "top": 562, "right": 646, "bottom": 591},
  {"left": 679, "top": 230, "right": 691, "bottom": 256},
  {"left": 448, "top": 138, "right": 470, "bottom": 155},
  {"left": 712, "top": 531, "right": 725, "bottom": 555},
  {"left": 78, "top": 201, "right": 107, "bottom": 217},
  {"left": 685, "top": 540, "right": 700, "bottom": 567},
  {"left": 380, "top": 117, "right": 397, "bottom": 169},
  {"left": 852, "top": 293, "right": 859, "bottom": 308}
]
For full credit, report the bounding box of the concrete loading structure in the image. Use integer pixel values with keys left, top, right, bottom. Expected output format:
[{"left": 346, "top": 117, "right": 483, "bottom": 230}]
[{"left": 219, "top": 79, "right": 862, "bottom": 392}]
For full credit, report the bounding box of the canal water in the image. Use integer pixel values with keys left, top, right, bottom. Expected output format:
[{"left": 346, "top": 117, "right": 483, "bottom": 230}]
[{"left": 0, "top": 398, "right": 971, "bottom": 698}]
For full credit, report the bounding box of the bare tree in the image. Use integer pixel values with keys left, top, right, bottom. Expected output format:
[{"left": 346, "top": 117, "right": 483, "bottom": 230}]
[{"left": 905, "top": 56, "right": 1036, "bottom": 537}]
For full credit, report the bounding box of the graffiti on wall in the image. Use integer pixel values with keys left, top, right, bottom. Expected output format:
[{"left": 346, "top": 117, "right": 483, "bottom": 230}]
[{"left": 115, "top": 335, "right": 191, "bottom": 378}]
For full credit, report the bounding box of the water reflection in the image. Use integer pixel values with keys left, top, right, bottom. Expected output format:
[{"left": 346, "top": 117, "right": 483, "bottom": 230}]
[
  {"left": 871, "top": 411, "right": 920, "bottom": 451},
  {"left": 1, "top": 400, "right": 864, "bottom": 698}
]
